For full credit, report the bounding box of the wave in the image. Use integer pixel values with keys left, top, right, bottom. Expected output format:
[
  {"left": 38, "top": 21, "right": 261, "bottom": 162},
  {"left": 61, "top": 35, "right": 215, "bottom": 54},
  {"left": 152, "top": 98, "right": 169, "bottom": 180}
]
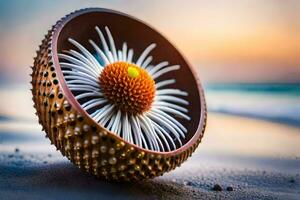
[
  {"left": 205, "top": 83, "right": 300, "bottom": 127},
  {"left": 210, "top": 108, "right": 300, "bottom": 127}
]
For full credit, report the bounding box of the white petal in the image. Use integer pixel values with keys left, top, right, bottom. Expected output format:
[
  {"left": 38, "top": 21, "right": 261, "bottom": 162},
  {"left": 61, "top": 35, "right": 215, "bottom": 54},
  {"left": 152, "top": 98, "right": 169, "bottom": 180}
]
[
  {"left": 141, "top": 56, "right": 153, "bottom": 68},
  {"left": 147, "top": 61, "right": 169, "bottom": 75},
  {"left": 136, "top": 43, "right": 156, "bottom": 66},
  {"left": 62, "top": 70, "right": 99, "bottom": 82},
  {"left": 68, "top": 38, "right": 101, "bottom": 70},
  {"left": 60, "top": 62, "right": 98, "bottom": 78},
  {"left": 105, "top": 26, "right": 118, "bottom": 62},
  {"left": 155, "top": 79, "right": 175, "bottom": 89},
  {"left": 122, "top": 43, "right": 127, "bottom": 61},
  {"left": 89, "top": 39, "right": 110, "bottom": 65},
  {"left": 75, "top": 92, "right": 103, "bottom": 100},
  {"left": 95, "top": 26, "right": 114, "bottom": 63},
  {"left": 153, "top": 101, "right": 188, "bottom": 113},
  {"left": 59, "top": 53, "right": 101, "bottom": 76},
  {"left": 155, "top": 95, "right": 189, "bottom": 105},
  {"left": 127, "top": 49, "right": 134, "bottom": 63},
  {"left": 152, "top": 65, "right": 180, "bottom": 79}
]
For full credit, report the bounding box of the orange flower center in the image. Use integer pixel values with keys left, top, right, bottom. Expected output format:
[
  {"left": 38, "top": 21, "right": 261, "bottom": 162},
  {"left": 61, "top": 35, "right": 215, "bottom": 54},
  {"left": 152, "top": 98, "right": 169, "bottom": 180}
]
[{"left": 99, "top": 62, "right": 155, "bottom": 115}]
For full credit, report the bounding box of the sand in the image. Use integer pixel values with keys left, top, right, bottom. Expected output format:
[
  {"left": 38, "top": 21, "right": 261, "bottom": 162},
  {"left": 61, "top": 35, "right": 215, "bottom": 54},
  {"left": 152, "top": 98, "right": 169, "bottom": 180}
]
[{"left": 0, "top": 113, "right": 299, "bottom": 200}]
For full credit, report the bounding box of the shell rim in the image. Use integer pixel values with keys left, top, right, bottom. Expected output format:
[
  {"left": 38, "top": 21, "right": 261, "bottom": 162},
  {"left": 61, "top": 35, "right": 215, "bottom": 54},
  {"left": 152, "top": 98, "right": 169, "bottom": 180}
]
[{"left": 51, "top": 7, "right": 207, "bottom": 156}]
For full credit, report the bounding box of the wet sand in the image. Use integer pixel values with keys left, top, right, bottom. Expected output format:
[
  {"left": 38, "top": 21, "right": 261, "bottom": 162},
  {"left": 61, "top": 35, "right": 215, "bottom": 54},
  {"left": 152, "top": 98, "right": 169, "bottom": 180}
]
[{"left": 0, "top": 113, "right": 299, "bottom": 199}]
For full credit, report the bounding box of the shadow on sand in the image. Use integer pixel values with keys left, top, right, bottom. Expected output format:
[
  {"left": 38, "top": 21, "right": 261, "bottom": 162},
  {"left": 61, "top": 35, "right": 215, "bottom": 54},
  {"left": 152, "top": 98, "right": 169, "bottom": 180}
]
[{"left": 0, "top": 161, "right": 201, "bottom": 200}]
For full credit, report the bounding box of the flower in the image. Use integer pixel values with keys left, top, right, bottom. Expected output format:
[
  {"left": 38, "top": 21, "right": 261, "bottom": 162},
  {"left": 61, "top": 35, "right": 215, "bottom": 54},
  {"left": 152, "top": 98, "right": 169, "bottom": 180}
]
[{"left": 59, "top": 26, "right": 190, "bottom": 152}]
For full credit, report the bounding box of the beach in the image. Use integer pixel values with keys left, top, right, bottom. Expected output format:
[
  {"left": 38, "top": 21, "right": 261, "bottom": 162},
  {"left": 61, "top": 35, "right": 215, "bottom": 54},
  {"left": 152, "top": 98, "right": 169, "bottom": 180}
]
[
  {"left": 1, "top": 0, "right": 299, "bottom": 198},
  {"left": 1, "top": 112, "right": 299, "bottom": 200}
]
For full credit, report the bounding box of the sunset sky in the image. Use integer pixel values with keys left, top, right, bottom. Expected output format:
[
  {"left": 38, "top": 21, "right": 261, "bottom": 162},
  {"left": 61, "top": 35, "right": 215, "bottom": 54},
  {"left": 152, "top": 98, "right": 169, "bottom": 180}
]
[{"left": 0, "top": 0, "right": 299, "bottom": 84}]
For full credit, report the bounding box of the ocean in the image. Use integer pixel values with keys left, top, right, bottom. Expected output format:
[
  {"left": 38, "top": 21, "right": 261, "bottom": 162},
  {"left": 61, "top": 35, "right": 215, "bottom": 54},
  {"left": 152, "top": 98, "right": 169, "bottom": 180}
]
[
  {"left": 205, "top": 83, "right": 300, "bottom": 127},
  {"left": 0, "top": 83, "right": 299, "bottom": 127}
]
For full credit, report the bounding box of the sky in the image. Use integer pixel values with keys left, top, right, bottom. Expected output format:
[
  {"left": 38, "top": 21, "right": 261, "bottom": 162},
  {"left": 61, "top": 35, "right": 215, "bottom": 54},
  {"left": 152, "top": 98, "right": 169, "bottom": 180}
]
[{"left": 0, "top": 0, "right": 299, "bottom": 84}]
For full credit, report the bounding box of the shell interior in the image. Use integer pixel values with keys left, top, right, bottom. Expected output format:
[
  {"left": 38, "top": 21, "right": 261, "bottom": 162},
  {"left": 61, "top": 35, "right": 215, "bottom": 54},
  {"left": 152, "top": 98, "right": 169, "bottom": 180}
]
[{"left": 55, "top": 10, "right": 202, "bottom": 153}]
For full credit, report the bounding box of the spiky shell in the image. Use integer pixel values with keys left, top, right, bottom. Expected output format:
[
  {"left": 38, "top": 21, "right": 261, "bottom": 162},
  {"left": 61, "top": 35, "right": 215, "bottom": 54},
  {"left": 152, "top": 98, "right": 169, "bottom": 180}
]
[{"left": 31, "top": 8, "right": 207, "bottom": 181}]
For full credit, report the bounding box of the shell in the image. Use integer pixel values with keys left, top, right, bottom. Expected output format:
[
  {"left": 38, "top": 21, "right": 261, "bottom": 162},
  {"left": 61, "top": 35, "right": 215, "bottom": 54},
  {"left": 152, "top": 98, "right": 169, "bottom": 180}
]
[{"left": 31, "top": 8, "right": 207, "bottom": 181}]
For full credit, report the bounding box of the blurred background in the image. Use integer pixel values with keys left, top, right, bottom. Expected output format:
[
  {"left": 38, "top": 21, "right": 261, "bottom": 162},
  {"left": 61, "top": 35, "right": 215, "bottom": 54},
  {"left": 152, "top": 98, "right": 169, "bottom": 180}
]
[
  {"left": 1, "top": 0, "right": 300, "bottom": 152},
  {"left": 0, "top": 0, "right": 299, "bottom": 128},
  {"left": 0, "top": 1, "right": 299, "bottom": 198}
]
